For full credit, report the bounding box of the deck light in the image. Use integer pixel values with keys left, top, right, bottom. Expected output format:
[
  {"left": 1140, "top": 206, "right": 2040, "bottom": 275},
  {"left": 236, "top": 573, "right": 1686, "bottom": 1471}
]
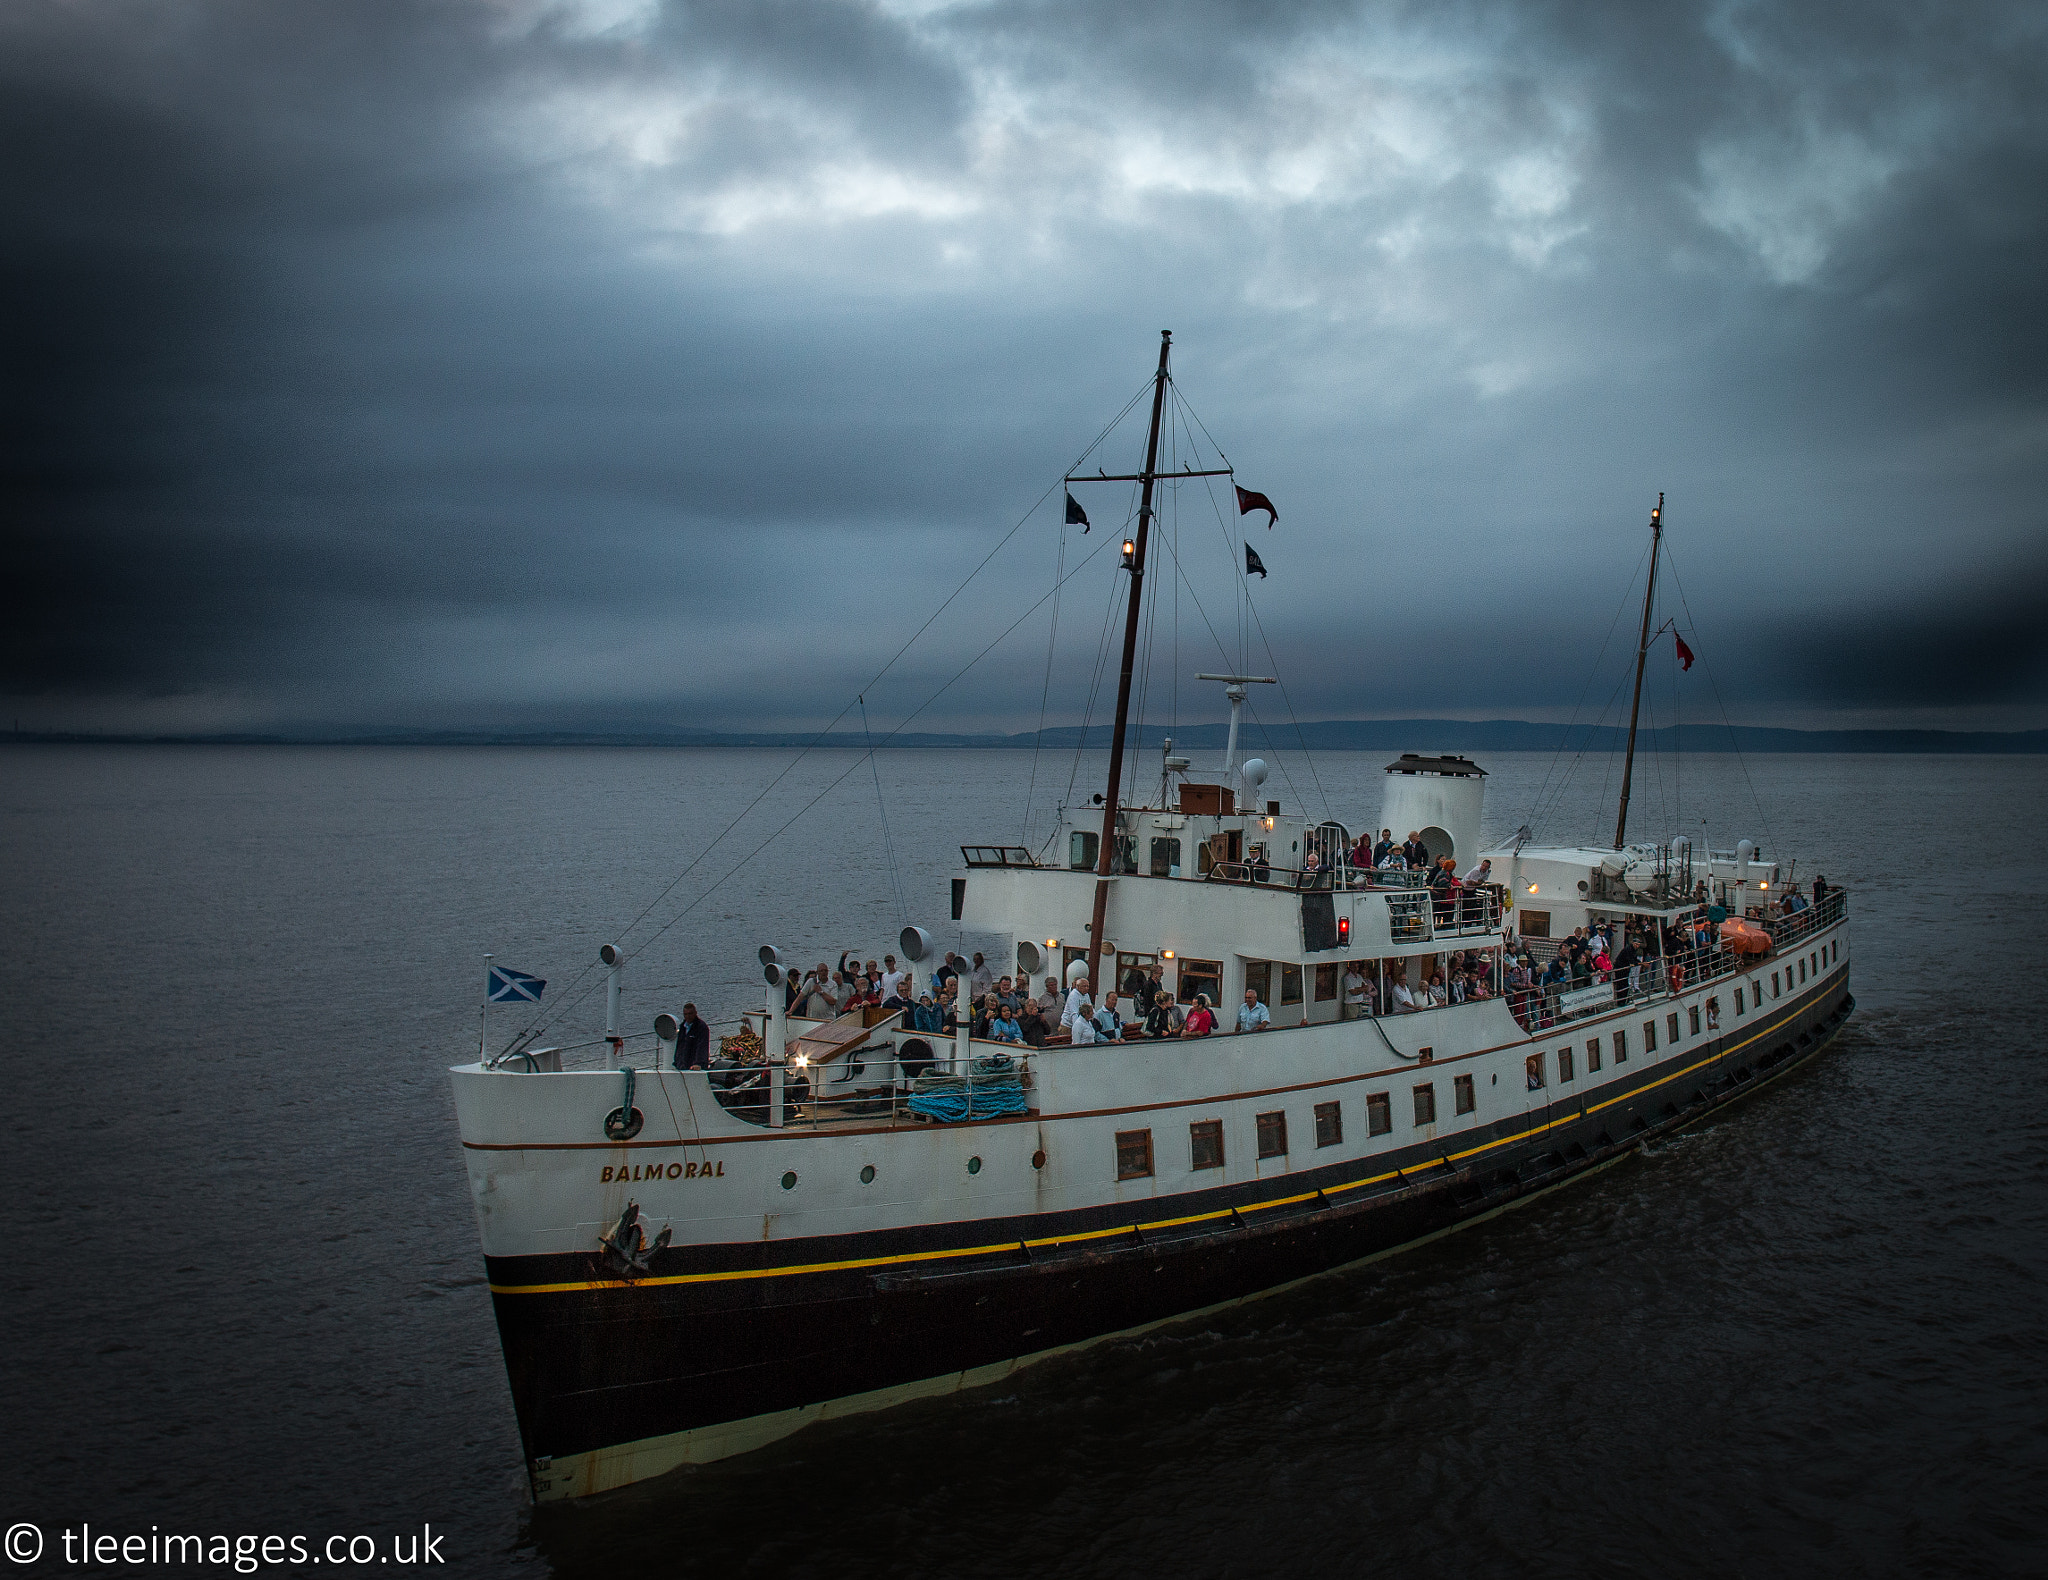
[
  {"left": 1046, "top": 937, "right": 1058, "bottom": 948},
  {"left": 1758, "top": 881, "right": 1769, "bottom": 891},
  {"left": 1337, "top": 915, "right": 1350, "bottom": 944},
  {"left": 1526, "top": 882, "right": 1539, "bottom": 895},
  {"left": 1121, "top": 537, "right": 1136, "bottom": 565},
  {"left": 1162, "top": 949, "right": 1176, "bottom": 960}
]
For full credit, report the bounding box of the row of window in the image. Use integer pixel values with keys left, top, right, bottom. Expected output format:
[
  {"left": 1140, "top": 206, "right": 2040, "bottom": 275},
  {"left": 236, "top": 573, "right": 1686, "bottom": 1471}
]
[
  {"left": 1114, "top": 1079, "right": 1475, "bottom": 1180},
  {"left": 1244, "top": 959, "right": 1343, "bottom": 1006}
]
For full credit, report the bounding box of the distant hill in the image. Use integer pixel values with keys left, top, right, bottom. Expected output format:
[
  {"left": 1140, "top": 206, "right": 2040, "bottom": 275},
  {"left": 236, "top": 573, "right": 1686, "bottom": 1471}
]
[{"left": 10, "top": 719, "right": 2046, "bottom": 752}]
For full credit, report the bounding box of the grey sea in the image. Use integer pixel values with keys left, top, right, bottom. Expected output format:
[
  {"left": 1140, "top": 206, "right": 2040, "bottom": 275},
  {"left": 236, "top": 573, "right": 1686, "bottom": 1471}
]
[{"left": 4, "top": 744, "right": 2044, "bottom": 1578}]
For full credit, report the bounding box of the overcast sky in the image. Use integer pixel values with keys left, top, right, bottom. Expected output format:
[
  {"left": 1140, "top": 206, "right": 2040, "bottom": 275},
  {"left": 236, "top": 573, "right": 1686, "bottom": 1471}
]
[{"left": 5, "top": 0, "right": 2045, "bottom": 737}]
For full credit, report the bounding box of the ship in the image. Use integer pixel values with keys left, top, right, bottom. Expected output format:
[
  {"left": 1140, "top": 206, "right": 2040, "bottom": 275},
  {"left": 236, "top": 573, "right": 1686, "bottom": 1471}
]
[{"left": 452, "top": 332, "right": 1854, "bottom": 1500}]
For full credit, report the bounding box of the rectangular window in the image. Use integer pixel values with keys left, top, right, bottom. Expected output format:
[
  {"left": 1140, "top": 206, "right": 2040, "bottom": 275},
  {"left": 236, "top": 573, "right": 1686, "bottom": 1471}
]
[
  {"left": 1116, "top": 1129, "right": 1153, "bottom": 1180},
  {"left": 1413, "top": 1083, "right": 1436, "bottom": 1126},
  {"left": 1614, "top": 1029, "right": 1628, "bottom": 1063},
  {"left": 1519, "top": 909, "right": 1551, "bottom": 938},
  {"left": 1771, "top": 972, "right": 1780, "bottom": 998},
  {"left": 1558, "top": 1046, "right": 1575, "bottom": 1082},
  {"left": 1280, "top": 963, "right": 1304, "bottom": 1005},
  {"left": 1586, "top": 1037, "right": 1602, "bottom": 1073},
  {"left": 1735, "top": 987, "right": 1745, "bottom": 1014},
  {"left": 1668, "top": 1012, "right": 1682, "bottom": 1042},
  {"left": 1526, "top": 1052, "right": 1546, "bottom": 1090},
  {"left": 1069, "top": 830, "right": 1098, "bottom": 870},
  {"left": 1189, "top": 1120, "right": 1225, "bottom": 1170},
  {"left": 1256, "top": 1110, "right": 1288, "bottom": 1159},
  {"left": 1454, "top": 1074, "right": 1475, "bottom": 1115},
  {"left": 1689, "top": 1005, "right": 1701, "bottom": 1036},
  {"left": 1149, "top": 836, "right": 1183, "bottom": 877},
  {"left": 1314, "top": 1100, "right": 1342, "bottom": 1148},
  {"left": 1367, "top": 1092, "right": 1392, "bottom": 1135},
  {"left": 1314, "top": 963, "right": 1338, "bottom": 1002},
  {"left": 1244, "top": 960, "right": 1272, "bottom": 1006},
  {"left": 1177, "top": 958, "right": 1223, "bottom": 1006},
  {"left": 1644, "top": 1019, "right": 1658, "bottom": 1052},
  {"left": 1832, "top": 941, "right": 1839, "bottom": 963},
  {"left": 1799, "top": 958, "right": 1807, "bottom": 983}
]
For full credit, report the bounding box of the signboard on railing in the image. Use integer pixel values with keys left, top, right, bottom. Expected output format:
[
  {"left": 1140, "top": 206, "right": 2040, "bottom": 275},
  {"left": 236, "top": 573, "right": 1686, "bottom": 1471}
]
[{"left": 1559, "top": 982, "right": 1615, "bottom": 1016}]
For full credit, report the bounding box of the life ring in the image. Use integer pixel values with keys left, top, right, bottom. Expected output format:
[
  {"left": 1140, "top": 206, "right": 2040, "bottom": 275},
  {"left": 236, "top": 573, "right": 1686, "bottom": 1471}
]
[{"left": 1668, "top": 962, "right": 1686, "bottom": 994}]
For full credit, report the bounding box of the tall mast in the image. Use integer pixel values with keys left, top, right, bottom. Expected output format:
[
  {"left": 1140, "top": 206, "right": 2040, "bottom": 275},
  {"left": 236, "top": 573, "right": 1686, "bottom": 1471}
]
[
  {"left": 1084, "top": 330, "right": 1173, "bottom": 997},
  {"left": 1613, "top": 492, "right": 1663, "bottom": 850}
]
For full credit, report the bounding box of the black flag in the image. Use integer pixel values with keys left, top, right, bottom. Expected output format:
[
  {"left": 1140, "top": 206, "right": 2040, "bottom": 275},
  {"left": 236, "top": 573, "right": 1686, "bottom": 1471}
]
[
  {"left": 1245, "top": 542, "right": 1267, "bottom": 578},
  {"left": 1065, "top": 491, "right": 1090, "bottom": 531},
  {"left": 1235, "top": 484, "right": 1278, "bottom": 527}
]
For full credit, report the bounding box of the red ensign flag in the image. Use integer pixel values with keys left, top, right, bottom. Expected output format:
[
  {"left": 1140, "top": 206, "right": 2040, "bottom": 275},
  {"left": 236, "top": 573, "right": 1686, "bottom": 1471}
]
[
  {"left": 1234, "top": 484, "right": 1278, "bottom": 526},
  {"left": 1675, "top": 633, "right": 1696, "bottom": 670}
]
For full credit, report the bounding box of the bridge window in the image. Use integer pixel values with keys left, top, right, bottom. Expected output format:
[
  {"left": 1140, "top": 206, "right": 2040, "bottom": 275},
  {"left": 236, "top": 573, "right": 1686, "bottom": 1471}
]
[
  {"left": 1454, "top": 1074, "right": 1475, "bottom": 1115},
  {"left": 1315, "top": 1101, "right": 1343, "bottom": 1147},
  {"left": 1367, "top": 1092, "right": 1392, "bottom": 1135},
  {"left": 1280, "top": 964, "right": 1304, "bottom": 1006},
  {"left": 1189, "top": 1120, "right": 1224, "bottom": 1170},
  {"left": 1413, "top": 1083, "right": 1436, "bottom": 1126},
  {"left": 1150, "top": 836, "right": 1182, "bottom": 877},
  {"left": 1256, "top": 1111, "right": 1288, "bottom": 1159},
  {"left": 1176, "top": 958, "right": 1222, "bottom": 1006},
  {"left": 1244, "top": 960, "right": 1272, "bottom": 1006},
  {"left": 1314, "top": 964, "right": 1338, "bottom": 1002},
  {"left": 1069, "top": 830, "right": 1098, "bottom": 871},
  {"left": 1115, "top": 1129, "right": 1153, "bottom": 1180}
]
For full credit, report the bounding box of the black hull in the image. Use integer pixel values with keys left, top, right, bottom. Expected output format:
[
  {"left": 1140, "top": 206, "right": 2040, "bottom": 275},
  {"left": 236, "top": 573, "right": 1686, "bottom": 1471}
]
[{"left": 490, "top": 978, "right": 1854, "bottom": 1498}]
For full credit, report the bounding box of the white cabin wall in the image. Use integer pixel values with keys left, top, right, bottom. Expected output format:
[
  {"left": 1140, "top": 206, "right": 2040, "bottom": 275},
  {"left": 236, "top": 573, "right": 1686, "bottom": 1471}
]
[{"left": 1380, "top": 772, "right": 1485, "bottom": 866}]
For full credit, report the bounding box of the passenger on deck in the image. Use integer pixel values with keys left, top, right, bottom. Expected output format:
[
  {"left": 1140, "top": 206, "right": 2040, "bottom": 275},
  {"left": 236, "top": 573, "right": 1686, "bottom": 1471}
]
[
  {"left": 971, "top": 992, "right": 1000, "bottom": 1038},
  {"left": 990, "top": 1007, "right": 1022, "bottom": 1043},
  {"left": 932, "top": 952, "right": 960, "bottom": 993},
  {"left": 879, "top": 956, "right": 906, "bottom": 1001},
  {"left": 1813, "top": 875, "right": 1830, "bottom": 906},
  {"left": 1094, "top": 992, "right": 1125, "bottom": 1041},
  {"left": 1377, "top": 844, "right": 1408, "bottom": 871},
  {"left": 1424, "top": 970, "right": 1448, "bottom": 1008},
  {"left": 1237, "top": 987, "right": 1271, "bottom": 1033},
  {"left": 1374, "top": 828, "right": 1395, "bottom": 866},
  {"left": 1017, "top": 997, "right": 1050, "bottom": 1048},
  {"left": 1350, "top": 834, "right": 1374, "bottom": 871},
  {"left": 970, "top": 953, "right": 994, "bottom": 997},
  {"left": 1043, "top": 976, "right": 1062, "bottom": 1008},
  {"left": 1390, "top": 968, "right": 1417, "bottom": 1013},
  {"left": 1403, "top": 832, "right": 1430, "bottom": 868},
  {"left": 1069, "top": 999, "right": 1098, "bottom": 1045},
  {"left": 1615, "top": 936, "right": 1639, "bottom": 1002},
  {"left": 1180, "top": 994, "right": 1216, "bottom": 1037},
  {"left": 1062, "top": 975, "right": 1092, "bottom": 1033},
  {"left": 1342, "top": 962, "right": 1368, "bottom": 1020},
  {"left": 1462, "top": 857, "right": 1493, "bottom": 886},
  {"left": 995, "top": 974, "right": 1019, "bottom": 1012},
  {"left": 1138, "top": 991, "right": 1174, "bottom": 1038},
  {"left": 672, "top": 1003, "right": 711, "bottom": 1070}
]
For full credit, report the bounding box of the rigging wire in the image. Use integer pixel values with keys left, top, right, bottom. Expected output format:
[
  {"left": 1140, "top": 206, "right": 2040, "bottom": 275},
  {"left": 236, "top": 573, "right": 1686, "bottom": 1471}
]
[
  {"left": 859, "top": 692, "right": 908, "bottom": 925},
  {"left": 509, "top": 530, "right": 1127, "bottom": 1051},
  {"left": 498, "top": 378, "right": 1157, "bottom": 1050},
  {"left": 1660, "top": 538, "right": 1781, "bottom": 860},
  {"left": 1021, "top": 517, "right": 1070, "bottom": 840}
]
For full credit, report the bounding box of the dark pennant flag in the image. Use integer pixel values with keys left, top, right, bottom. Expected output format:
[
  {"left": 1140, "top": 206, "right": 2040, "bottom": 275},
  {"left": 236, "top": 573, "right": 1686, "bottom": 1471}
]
[
  {"left": 1245, "top": 542, "right": 1268, "bottom": 578},
  {"left": 1674, "top": 633, "right": 1696, "bottom": 670},
  {"left": 1065, "top": 491, "right": 1090, "bottom": 531},
  {"left": 1235, "top": 484, "right": 1278, "bottom": 526}
]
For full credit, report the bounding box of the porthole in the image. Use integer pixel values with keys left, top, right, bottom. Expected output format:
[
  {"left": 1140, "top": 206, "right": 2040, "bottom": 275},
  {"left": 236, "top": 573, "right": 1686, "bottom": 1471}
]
[
  {"left": 860, "top": 1164, "right": 877, "bottom": 1184},
  {"left": 780, "top": 1171, "right": 797, "bottom": 1191},
  {"left": 1031, "top": 1149, "right": 1046, "bottom": 1170},
  {"left": 966, "top": 1156, "right": 982, "bottom": 1175}
]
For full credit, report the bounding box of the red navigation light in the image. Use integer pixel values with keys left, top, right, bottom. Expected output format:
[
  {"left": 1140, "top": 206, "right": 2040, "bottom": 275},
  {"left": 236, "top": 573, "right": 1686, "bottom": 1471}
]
[{"left": 1337, "top": 915, "right": 1350, "bottom": 944}]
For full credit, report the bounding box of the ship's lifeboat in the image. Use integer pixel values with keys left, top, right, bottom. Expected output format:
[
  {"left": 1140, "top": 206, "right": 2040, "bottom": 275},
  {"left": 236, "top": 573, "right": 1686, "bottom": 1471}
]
[{"left": 1719, "top": 917, "right": 1772, "bottom": 955}]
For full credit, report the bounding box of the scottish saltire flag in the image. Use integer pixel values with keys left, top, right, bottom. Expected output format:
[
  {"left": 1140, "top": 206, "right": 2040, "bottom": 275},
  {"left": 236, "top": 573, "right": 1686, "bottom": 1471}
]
[{"left": 487, "top": 966, "right": 546, "bottom": 1003}]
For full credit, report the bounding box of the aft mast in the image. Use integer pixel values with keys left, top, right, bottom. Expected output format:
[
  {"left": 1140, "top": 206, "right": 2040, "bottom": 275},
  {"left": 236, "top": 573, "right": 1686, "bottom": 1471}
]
[{"left": 1612, "top": 493, "right": 1663, "bottom": 850}]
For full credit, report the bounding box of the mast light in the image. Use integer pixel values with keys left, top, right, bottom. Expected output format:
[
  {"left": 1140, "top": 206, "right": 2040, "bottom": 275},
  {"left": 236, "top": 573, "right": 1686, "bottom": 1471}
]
[{"left": 1121, "top": 537, "right": 1136, "bottom": 566}]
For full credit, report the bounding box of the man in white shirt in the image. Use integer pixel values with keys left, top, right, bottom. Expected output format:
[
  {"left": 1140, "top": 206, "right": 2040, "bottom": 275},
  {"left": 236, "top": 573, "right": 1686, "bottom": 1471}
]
[
  {"left": 1236, "top": 987, "right": 1271, "bottom": 1033},
  {"left": 1390, "top": 972, "right": 1418, "bottom": 1013},
  {"left": 1462, "top": 858, "right": 1493, "bottom": 885},
  {"left": 969, "top": 953, "right": 994, "bottom": 998},
  {"left": 1062, "top": 976, "right": 1091, "bottom": 1033},
  {"left": 879, "top": 954, "right": 907, "bottom": 1002},
  {"left": 1341, "top": 963, "right": 1367, "bottom": 1021}
]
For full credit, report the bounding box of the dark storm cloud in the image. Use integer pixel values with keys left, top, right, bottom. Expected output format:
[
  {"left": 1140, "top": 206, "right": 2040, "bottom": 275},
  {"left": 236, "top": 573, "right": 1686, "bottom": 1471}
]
[{"left": 3, "top": 0, "right": 2045, "bottom": 733}]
